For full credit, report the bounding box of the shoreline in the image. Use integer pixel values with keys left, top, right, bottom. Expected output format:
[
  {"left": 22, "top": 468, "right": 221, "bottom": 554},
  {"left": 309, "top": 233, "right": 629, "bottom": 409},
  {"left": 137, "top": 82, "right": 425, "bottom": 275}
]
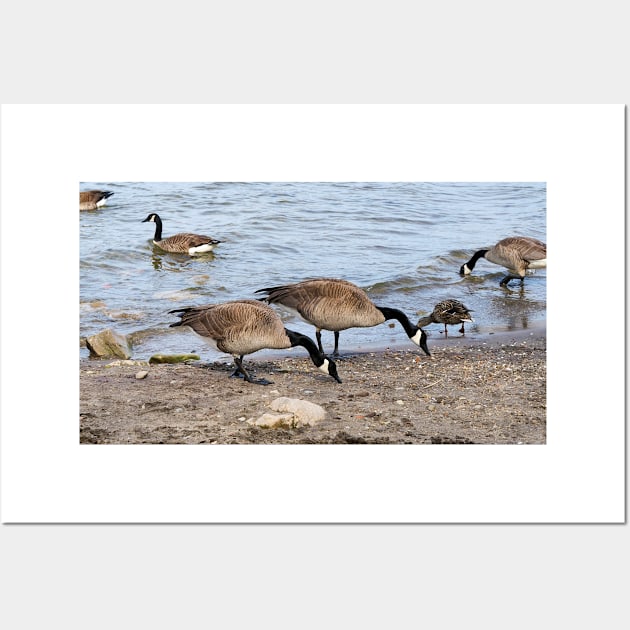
[
  {"left": 80, "top": 324, "right": 546, "bottom": 445},
  {"left": 81, "top": 320, "right": 547, "bottom": 365}
]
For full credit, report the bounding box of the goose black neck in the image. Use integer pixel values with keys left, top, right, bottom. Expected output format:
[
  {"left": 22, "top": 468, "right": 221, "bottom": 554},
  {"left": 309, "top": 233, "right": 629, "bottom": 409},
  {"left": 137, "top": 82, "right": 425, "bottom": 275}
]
[
  {"left": 466, "top": 249, "right": 489, "bottom": 271},
  {"left": 377, "top": 306, "right": 418, "bottom": 338},
  {"left": 152, "top": 215, "right": 163, "bottom": 241},
  {"left": 285, "top": 329, "right": 325, "bottom": 367}
]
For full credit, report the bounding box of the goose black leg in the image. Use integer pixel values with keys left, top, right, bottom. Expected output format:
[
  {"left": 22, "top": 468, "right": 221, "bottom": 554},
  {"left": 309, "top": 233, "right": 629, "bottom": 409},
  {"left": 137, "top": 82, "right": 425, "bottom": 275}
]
[
  {"left": 316, "top": 329, "right": 324, "bottom": 354},
  {"left": 333, "top": 331, "right": 341, "bottom": 358},
  {"left": 233, "top": 355, "right": 272, "bottom": 386},
  {"left": 500, "top": 274, "right": 520, "bottom": 287}
]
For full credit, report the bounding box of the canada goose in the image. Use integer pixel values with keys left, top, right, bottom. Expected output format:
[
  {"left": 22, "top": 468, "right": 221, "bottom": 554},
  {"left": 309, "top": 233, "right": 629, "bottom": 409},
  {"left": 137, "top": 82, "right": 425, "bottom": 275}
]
[
  {"left": 142, "top": 213, "right": 221, "bottom": 255},
  {"left": 256, "top": 278, "right": 431, "bottom": 358},
  {"left": 459, "top": 236, "right": 546, "bottom": 286},
  {"left": 169, "top": 299, "right": 342, "bottom": 385},
  {"left": 80, "top": 190, "right": 114, "bottom": 210},
  {"left": 417, "top": 300, "right": 474, "bottom": 337}
]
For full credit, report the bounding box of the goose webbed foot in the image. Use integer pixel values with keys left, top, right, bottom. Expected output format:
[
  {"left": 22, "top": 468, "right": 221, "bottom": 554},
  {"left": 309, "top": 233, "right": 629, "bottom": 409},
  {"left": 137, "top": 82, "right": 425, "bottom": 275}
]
[
  {"left": 230, "top": 370, "right": 273, "bottom": 385},
  {"left": 231, "top": 357, "right": 273, "bottom": 385}
]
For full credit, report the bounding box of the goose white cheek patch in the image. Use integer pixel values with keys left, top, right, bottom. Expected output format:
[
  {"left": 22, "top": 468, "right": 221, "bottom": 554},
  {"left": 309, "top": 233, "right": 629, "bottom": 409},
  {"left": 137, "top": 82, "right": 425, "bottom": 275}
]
[
  {"left": 410, "top": 330, "right": 424, "bottom": 346},
  {"left": 319, "top": 359, "right": 330, "bottom": 374}
]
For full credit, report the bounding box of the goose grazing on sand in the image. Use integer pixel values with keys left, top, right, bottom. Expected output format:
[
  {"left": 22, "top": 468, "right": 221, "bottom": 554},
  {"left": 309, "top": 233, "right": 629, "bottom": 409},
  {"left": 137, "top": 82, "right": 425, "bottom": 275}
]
[
  {"left": 80, "top": 190, "right": 114, "bottom": 210},
  {"left": 169, "top": 299, "right": 342, "bottom": 385},
  {"left": 459, "top": 236, "right": 546, "bottom": 287},
  {"left": 142, "top": 213, "right": 221, "bottom": 255},
  {"left": 417, "top": 299, "right": 474, "bottom": 337},
  {"left": 256, "top": 278, "right": 431, "bottom": 358}
]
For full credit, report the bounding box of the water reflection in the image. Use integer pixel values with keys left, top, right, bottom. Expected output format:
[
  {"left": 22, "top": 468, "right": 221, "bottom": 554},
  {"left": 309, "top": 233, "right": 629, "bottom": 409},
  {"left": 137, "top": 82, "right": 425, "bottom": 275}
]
[{"left": 150, "top": 250, "right": 217, "bottom": 271}]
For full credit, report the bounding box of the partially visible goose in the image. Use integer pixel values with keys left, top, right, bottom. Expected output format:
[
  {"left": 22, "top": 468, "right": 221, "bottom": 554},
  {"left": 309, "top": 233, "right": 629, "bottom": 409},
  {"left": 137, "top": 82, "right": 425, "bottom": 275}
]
[
  {"left": 142, "top": 213, "right": 221, "bottom": 255},
  {"left": 169, "top": 299, "right": 342, "bottom": 385},
  {"left": 256, "top": 278, "right": 431, "bottom": 358},
  {"left": 417, "top": 299, "right": 474, "bottom": 337},
  {"left": 459, "top": 236, "right": 546, "bottom": 287},
  {"left": 80, "top": 190, "right": 114, "bottom": 210}
]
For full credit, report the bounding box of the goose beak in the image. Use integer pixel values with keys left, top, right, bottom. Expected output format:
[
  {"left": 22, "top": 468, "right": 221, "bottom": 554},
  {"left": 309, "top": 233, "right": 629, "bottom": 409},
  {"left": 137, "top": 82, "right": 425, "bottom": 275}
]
[
  {"left": 419, "top": 331, "right": 431, "bottom": 357},
  {"left": 328, "top": 359, "right": 342, "bottom": 383},
  {"left": 330, "top": 364, "right": 342, "bottom": 384},
  {"left": 412, "top": 329, "right": 431, "bottom": 357},
  {"left": 320, "top": 358, "right": 342, "bottom": 383}
]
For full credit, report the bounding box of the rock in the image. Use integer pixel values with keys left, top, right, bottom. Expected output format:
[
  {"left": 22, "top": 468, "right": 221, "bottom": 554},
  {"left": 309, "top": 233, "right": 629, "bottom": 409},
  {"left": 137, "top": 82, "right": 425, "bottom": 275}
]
[
  {"left": 270, "top": 397, "right": 327, "bottom": 425},
  {"left": 247, "top": 413, "right": 296, "bottom": 429},
  {"left": 135, "top": 370, "right": 149, "bottom": 379},
  {"left": 148, "top": 354, "right": 200, "bottom": 364},
  {"left": 86, "top": 329, "right": 131, "bottom": 359},
  {"left": 247, "top": 397, "right": 328, "bottom": 429}
]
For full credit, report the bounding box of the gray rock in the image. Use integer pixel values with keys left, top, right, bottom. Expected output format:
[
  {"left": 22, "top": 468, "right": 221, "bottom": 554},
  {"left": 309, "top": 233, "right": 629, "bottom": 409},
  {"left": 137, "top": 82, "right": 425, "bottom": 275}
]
[{"left": 86, "top": 328, "right": 131, "bottom": 359}]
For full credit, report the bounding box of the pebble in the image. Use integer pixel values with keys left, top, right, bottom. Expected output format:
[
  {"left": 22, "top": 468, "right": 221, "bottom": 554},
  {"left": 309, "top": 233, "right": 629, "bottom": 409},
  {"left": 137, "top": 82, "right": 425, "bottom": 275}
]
[{"left": 135, "top": 370, "right": 149, "bottom": 379}]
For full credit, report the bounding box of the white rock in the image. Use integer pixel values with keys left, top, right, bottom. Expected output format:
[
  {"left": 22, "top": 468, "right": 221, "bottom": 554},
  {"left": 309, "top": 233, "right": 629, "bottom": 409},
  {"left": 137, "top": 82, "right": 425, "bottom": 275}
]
[
  {"left": 247, "top": 413, "right": 296, "bottom": 429},
  {"left": 248, "top": 397, "right": 328, "bottom": 429},
  {"left": 135, "top": 370, "right": 149, "bottom": 379},
  {"left": 270, "top": 397, "right": 327, "bottom": 425}
]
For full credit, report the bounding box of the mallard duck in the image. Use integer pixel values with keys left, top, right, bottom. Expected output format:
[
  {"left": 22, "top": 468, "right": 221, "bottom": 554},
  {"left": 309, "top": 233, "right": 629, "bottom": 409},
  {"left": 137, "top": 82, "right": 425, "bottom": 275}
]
[{"left": 417, "top": 299, "right": 474, "bottom": 337}]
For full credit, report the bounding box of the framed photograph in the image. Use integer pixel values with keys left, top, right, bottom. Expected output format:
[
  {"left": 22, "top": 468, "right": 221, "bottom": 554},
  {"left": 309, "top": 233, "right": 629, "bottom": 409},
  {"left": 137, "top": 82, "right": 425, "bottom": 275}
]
[{"left": 1, "top": 104, "right": 624, "bottom": 523}]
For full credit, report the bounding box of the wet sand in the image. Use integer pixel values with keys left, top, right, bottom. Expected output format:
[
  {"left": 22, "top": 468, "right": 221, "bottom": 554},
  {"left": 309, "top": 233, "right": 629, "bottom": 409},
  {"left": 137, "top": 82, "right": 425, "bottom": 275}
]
[{"left": 80, "top": 325, "right": 546, "bottom": 445}]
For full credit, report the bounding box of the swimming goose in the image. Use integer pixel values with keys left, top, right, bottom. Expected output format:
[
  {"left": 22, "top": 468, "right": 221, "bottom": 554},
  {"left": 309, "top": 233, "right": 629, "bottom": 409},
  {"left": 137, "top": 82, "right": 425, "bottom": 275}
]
[
  {"left": 459, "top": 236, "right": 546, "bottom": 286},
  {"left": 256, "top": 278, "right": 431, "bottom": 358},
  {"left": 417, "top": 299, "right": 474, "bottom": 337},
  {"left": 169, "top": 299, "right": 342, "bottom": 385},
  {"left": 142, "top": 213, "right": 221, "bottom": 255},
  {"left": 80, "top": 190, "right": 114, "bottom": 210}
]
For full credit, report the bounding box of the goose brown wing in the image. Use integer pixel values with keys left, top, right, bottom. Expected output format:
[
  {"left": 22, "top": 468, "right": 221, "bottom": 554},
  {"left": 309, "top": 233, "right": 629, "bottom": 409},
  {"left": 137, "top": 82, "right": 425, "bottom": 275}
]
[
  {"left": 159, "top": 232, "right": 217, "bottom": 251},
  {"left": 497, "top": 236, "right": 546, "bottom": 261},
  {"left": 176, "top": 300, "right": 286, "bottom": 353},
  {"left": 260, "top": 278, "right": 366, "bottom": 306},
  {"left": 520, "top": 238, "right": 546, "bottom": 261}
]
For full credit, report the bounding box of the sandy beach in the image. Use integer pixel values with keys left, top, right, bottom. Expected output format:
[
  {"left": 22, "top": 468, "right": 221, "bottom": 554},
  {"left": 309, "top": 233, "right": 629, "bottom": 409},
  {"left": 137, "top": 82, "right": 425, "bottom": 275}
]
[{"left": 80, "top": 325, "right": 546, "bottom": 445}]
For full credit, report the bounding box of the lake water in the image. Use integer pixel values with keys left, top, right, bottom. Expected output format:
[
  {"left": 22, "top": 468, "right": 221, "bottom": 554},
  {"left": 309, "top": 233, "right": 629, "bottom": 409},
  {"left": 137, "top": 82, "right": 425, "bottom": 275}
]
[{"left": 80, "top": 182, "right": 546, "bottom": 361}]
